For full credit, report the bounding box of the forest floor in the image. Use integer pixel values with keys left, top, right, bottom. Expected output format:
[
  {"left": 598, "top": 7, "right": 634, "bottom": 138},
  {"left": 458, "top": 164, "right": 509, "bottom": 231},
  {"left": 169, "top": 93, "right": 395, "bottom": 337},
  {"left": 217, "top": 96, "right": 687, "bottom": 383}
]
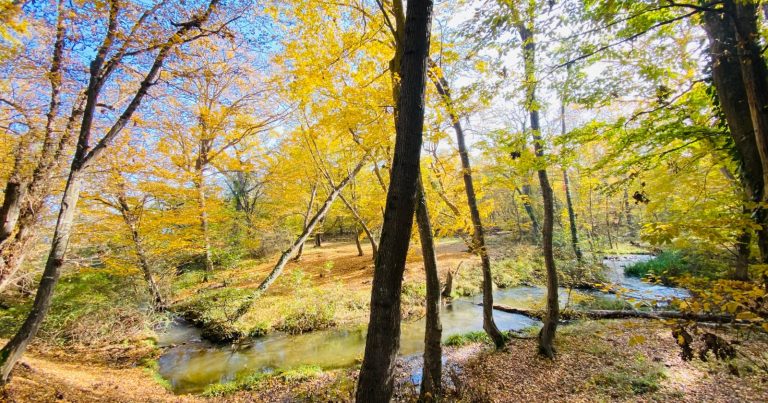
[{"left": 3, "top": 319, "right": 767, "bottom": 402}]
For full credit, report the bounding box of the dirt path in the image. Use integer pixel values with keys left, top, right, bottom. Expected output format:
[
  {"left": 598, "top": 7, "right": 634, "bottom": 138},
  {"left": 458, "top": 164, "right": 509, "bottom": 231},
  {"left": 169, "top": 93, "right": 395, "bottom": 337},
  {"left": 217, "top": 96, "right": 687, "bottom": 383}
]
[{"left": 1, "top": 353, "right": 198, "bottom": 403}]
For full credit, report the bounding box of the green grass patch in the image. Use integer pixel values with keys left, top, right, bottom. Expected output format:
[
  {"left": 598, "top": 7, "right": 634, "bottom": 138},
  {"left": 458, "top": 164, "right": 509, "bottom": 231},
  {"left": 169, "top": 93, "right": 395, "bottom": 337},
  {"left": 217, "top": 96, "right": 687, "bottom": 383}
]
[
  {"left": 591, "top": 358, "right": 666, "bottom": 397},
  {"left": 444, "top": 330, "right": 492, "bottom": 347},
  {"left": 200, "top": 365, "right": 322, "bottom": 397}
]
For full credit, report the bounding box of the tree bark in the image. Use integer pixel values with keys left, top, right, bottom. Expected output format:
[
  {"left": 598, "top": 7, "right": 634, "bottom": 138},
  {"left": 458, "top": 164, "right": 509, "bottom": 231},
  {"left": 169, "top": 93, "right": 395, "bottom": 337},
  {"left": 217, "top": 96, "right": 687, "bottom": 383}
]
[
  {"left": 355, "top": 228, "right": 364, "bottom": 256},
  {"left": 428, "top": 65, "right": 504, "bottom": 347},
  {"left": 703, "top": 7, "right": 768, "bottom": 264},
  {"left": 415, "top": 178, "right": 441, "bottom": 401},
  {"left": 560, "top": 84, "right": 582, "bottom": 262},
  {"left": 727, "top": 0, "right": 768, "bottom": 201},
  {"left": 356, "top": 0, "right": 433, "bottom": 399},
  {"left": 195, "top": 167, "right": 214, "bottom": 280},
  {"left": 294, "top": 181, "right": 318, "bottom": 261},
  {"left": 519, "top": 185, "right": 540, "bottom": 239},
  {"left": 492, "top": 304, "right": 740, "bottom": 323},
  {"left": 518, "top": 21, "right": 559, "bottom": 358},
  {"left": 0, "top": 170, "right": 82, "bottom": 381}
]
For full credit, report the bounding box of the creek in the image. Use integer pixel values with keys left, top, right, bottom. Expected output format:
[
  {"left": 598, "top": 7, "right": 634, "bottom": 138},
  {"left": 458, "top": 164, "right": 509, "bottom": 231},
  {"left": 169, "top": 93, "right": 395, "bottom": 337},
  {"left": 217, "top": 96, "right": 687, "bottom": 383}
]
[{"left": 157, "top": 254, "right": 688, "bottom": 394}]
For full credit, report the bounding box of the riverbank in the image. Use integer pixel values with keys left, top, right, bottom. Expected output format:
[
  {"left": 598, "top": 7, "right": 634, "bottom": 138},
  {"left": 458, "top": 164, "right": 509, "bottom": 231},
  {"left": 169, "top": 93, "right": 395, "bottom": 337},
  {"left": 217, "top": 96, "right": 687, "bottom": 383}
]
[{"left": 4, "top": 319, "right": 766, "bottom": 402}]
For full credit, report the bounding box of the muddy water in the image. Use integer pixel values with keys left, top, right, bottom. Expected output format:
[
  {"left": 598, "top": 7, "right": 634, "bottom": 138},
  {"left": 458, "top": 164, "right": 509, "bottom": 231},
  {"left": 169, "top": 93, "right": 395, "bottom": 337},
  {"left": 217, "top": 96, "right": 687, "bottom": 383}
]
[{"left": 157, "top": 254, "right": 686, "bottom": 394}]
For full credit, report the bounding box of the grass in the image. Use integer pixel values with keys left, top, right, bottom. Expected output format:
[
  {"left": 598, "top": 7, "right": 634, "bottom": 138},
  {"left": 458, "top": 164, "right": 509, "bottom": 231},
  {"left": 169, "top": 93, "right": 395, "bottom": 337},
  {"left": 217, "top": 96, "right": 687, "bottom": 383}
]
[
  {"left": 444, "top": 331, "right": 492, "bottom": 347},
  {"left": 201, "top": 365, "right": 322, "bottom": 397},
  {"left": 590, "top": 355, "right": 666, "bottom": 397}
]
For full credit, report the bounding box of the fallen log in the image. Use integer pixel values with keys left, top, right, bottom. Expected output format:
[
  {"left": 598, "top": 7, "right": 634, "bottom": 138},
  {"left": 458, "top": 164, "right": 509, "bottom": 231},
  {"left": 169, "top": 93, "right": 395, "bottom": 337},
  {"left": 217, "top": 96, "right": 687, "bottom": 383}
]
[{"left": 491, "top": 304, "right": 737, "bottom": 323}]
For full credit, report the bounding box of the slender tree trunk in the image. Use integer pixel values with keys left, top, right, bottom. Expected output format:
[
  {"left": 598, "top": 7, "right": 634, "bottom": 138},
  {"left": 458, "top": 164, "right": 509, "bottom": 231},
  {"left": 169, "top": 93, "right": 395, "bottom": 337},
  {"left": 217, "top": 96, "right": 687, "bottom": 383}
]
[
  {"left": 519, "top": 184, "right": 540, "bottom": 239},
  {"left": 0, "top": 180, "right": 24, "bottom": 243},
  {"left": 129, "top": 225, "right": 165, "bottom": 310},
  {"left": 356, "top": 0, "right": 433, "bottom": 399},
  {"left": 195, "top": 169, "right": 214, "bottom": 280},
  {"left": 735, "top": 228, "right": 751, "bottom": 281},
  {"left": 518, "top": 22, "right": 558, "bottom": 358},
  {"left": 0, "top": 171, "right": 82, "bottom": 381},
  {"left": 559, "top": 87, "right": 582, "bottom": 262},
  {"left": 428, "top": 67, "right": 504, "bottom": 347},
  {"left": 355, "top": 228, "right": 364, "bottom": 256},
  {"left": 294, "top": 181, "right": 318, "bottom": 262},
  {"left": 563, "top": 170, "right": 582, "bottom": 262},
  {"left": 415, "top": 178, "right": 441, "bottom": 401}
]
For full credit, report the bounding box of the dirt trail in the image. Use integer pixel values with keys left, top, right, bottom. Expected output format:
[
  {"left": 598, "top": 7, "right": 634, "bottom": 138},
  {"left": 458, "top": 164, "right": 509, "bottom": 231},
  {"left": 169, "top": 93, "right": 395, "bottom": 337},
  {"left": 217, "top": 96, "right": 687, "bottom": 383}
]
[{"left": 2, "top": 353, "right": 198, "bottom": 403}]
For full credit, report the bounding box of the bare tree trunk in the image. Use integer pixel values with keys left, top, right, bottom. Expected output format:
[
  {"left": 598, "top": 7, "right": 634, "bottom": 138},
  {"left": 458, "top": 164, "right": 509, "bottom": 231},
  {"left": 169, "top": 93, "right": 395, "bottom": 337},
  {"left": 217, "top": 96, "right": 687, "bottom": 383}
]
[
  {"left": 294, "top": 181, "right": 318, "bottom": 262},
  {"left": 563, "top": 170, "right": 582, "bottom": 262},
  {"left": 195, "top": 170, "right": 214, "bottom": 280},
  {"left": 356, "top": 0, "right": 433, "bottom": 399},
  {"left": 519, "top": 184, "right": 540, "bottom": 239},
  {"left": 428, "top": 66, "right": 504, "bottom": 347},
  {"left": 128, "top": 223, "right": 165, "bottom": 310},
  {"left": 727, "top": 0, "right": 768, "bottom": 199},
  {"left": 0, "top": 171, "right": 82, "bottom": 381},
  {"left": 232, "top": 157, "right": 367, "bottom": 320},
  {"left": 517, "top": 21, "right": 558, "bottom": 358},
  {"left": 415, "top": 178, "right": 441, "bottom": 401},
  {"left": 559, "top": 84, "right": 582, "bottom": 262},
  {"left": 355, "top": 228, "right": 364, "bottom": 256}
]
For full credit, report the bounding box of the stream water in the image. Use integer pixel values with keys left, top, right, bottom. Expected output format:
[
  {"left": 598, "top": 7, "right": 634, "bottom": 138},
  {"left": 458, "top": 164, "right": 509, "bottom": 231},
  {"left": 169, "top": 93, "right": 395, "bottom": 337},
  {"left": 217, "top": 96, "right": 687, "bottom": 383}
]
[{"left": 156, "top": 254, "right": 688, "bottom": 394}]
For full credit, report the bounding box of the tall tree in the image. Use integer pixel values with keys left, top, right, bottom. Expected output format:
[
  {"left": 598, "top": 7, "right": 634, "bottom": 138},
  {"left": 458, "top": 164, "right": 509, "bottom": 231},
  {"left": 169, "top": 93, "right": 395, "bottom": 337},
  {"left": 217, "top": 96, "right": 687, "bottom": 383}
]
[
  {"left": 356, "top": 0, "right": 434, "bottom": 400},
  {"left": 428, "top": 63, "right": 505, "bottom": 347},
  {"left": 0, "top": 0, "right": 222, "bottom": 381}
]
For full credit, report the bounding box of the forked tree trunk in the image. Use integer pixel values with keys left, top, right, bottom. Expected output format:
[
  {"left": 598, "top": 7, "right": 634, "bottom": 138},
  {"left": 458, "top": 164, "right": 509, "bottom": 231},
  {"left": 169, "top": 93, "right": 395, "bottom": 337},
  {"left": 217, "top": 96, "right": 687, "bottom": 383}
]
[
  {"left": 339, "top": 193, "right": 378, "bottom": 258},
  {"left": 428, "top": 66, "right": 504, "bottom": 347},
  {"left": 356, "top": 0, "right": 433, "bottom": 399},
  {"left": 232, "top": 157, "right": 367, "bottom": 320},
  {"left": 415, "top": 178, "right": 441, "bottom": 401}
]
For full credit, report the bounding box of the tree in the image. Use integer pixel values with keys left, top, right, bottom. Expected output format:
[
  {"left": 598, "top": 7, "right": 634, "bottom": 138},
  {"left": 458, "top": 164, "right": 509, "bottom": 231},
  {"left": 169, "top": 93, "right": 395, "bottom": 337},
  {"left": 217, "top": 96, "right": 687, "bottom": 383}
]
[
  {"left": 428, "top": 62, "right": 505, "bottom": 347},
  {"left": 0, "top": 0, "right": 223, "bottom": 381},
  {"left": 356, "top": 0, "right": 434, "bottom": 400}
]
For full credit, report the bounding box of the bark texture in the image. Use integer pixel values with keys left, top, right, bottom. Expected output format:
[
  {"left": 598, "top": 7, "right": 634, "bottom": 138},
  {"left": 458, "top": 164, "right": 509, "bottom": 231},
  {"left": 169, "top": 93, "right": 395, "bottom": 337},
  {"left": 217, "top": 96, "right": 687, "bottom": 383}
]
[
  {"left": 355, "top": 0, "right": 433, "bottom": 400},
  {"left": 415, "top": 178, "right": 441, "bottom": 401}
]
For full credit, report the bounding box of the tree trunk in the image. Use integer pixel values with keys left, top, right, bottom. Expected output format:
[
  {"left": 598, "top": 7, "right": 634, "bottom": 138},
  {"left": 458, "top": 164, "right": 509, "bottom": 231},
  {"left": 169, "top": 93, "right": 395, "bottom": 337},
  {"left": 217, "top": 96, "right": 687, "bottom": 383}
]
[
  {"left": 428, "top": 66, "right": 504, "bottom": 347},
  {"left": 519, "top": 184, "right": 540, "bottom": 239},
  {"left": 735, "top": 228, "right": 751, "bottom": 281},
  {"left": 356, "top": 0, "right": 433, "bottom": 400},
  {"left": 355, "top": 229, "right": 364, "bottom": 256},
  {"left": 491, "top": 304, "right": 741, "bottom": 323},
  {"left": 294, "top": 181, "right": 318, "bottom": 262},
  {"left": 121, "top": 214, "right": 164, "bottom": 310},
  {"left": 0, "top": 179, "right": 24, "bottom": 243},
  {"left": 727, "top": 0, "right": 768, "bottom": 200},
  {"left": 232, "top": 157, "right": 367, "bottom": 320},
  {"left": 195, "top": 170, "right": 214, "bottom": 280},
  {"left": 559, "top": 87, "right": 582, "bottom": 262},
  {"left": 518, "top": 22, "right": 558, "bottom": 358},
  {"left": 415, "top": 178, "right": 441, "bottom": 401},
  {"left": 563, "top": 170, "right": 582, "bottom": 262},
  {"left": 0, "top": 170, "right": 82, "bottom": 381}
]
